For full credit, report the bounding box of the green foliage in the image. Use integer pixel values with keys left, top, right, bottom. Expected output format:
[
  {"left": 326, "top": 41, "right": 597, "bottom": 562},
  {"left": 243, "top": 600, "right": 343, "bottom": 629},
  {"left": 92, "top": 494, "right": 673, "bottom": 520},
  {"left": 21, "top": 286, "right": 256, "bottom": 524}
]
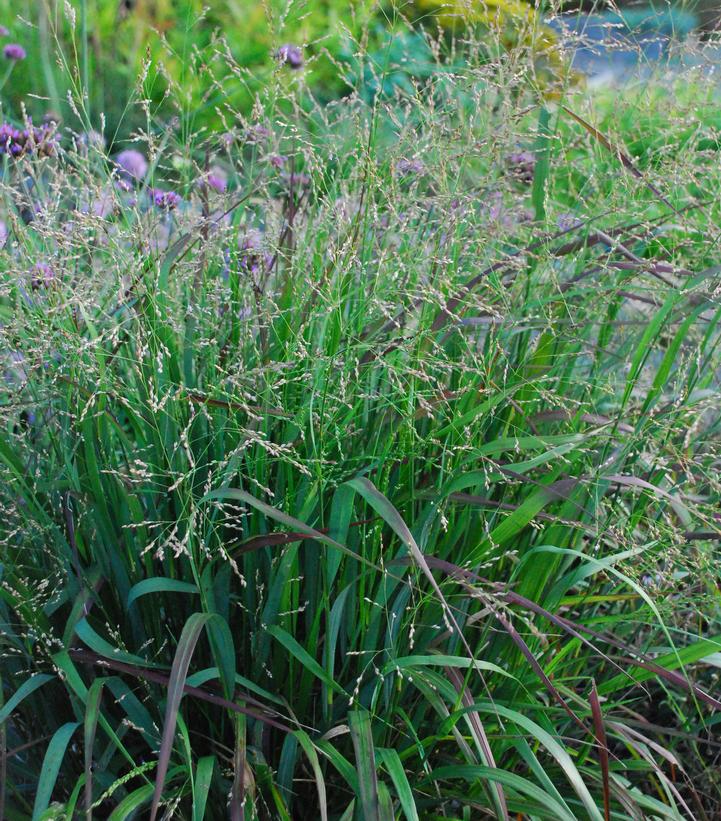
[{"left": 0, "top": 0, "right": 378, "bottom": 137}]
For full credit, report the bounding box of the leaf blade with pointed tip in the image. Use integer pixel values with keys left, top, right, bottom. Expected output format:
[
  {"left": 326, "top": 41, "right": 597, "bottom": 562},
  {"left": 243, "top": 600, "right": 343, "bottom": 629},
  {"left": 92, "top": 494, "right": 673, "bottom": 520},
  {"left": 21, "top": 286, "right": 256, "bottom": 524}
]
[
  {"left": 32, "top": 722, "right": 80, "bottom": 821},
  {"left": 149, "top": 612, "right": 218, "bottom": 821}
]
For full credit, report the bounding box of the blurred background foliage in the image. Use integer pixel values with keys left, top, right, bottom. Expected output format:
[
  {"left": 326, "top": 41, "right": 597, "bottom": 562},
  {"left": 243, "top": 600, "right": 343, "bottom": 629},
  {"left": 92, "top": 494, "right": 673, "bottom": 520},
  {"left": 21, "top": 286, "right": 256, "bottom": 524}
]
[{"left": 0, "top": 0, "right": 576, "bottom": 143}]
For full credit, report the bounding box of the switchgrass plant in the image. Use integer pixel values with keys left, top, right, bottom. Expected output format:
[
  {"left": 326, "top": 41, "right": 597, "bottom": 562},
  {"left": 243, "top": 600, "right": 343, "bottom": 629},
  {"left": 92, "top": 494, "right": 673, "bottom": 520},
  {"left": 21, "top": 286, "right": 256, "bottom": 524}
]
[{"left": 1, "top": 17, "right": 721, "bottom": 820}]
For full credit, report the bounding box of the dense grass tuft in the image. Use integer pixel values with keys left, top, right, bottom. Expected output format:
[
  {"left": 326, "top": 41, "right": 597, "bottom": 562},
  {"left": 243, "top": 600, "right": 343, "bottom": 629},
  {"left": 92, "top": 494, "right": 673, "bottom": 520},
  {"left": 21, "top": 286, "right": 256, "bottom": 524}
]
[{"left": 1, "top": 16, "right": 721, "bottom": 820}]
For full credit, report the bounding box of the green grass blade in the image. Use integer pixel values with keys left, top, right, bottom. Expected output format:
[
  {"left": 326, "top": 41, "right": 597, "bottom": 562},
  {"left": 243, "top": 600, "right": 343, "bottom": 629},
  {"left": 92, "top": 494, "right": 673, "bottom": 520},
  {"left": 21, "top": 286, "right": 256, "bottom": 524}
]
[
  {"left": 0, "top": 674, "right": 54, "bottom": 725},
  {"left": 349, "top": 710, "right": 380, "bottom": 821},
  {"left": 32, "top": 722, "right": 80, "bottom": 821},
  {"left": 377, "top": 748, "right": 419, "bottom": 821},
  {"left": 127, "top": 578, "right": 200, "bottom": 608},
  {"left": 149, "top": 612, "right": 218, "bottom": 821}
]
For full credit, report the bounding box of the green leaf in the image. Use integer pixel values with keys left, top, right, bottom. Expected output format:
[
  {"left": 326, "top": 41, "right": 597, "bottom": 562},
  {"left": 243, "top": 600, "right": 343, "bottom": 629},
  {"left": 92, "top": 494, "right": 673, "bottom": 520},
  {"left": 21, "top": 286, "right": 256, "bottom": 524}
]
[
  {"left": 193, "top": 755, "right": 215, "bottom": 821},
  {"left": 532, "top": 105, "right": 552, "bottom": 221},
  {"left": 0, "top": 674, "right": 54, "bottom": 725},
  {"left": 108, "top": 784, "right": 155, "bottom": 821},
  {"left": 268, "top": 625, "right": 347, "bottom": 697},
  {"left": 149, "top": 613, "right": 222, "bottom": 821},
  {"left": 429, "top": 765, "right": 575, "bottom": 821},
  {"left": 127, "top": 577, "right": 199, "bottom": 608},
  {"left": 295, "top": 730, "right": 328, "bottom": 821},
  {"left": 201, "top": 487, "right": 376, "bottom": 569},
  {"left": 33, "top": 723, "right": 80, "bottom": 821},
  {"left": 377, "top": 748, "right": 419, "bottom": 821},
  {"left": 349, "top": 710, "right": 380, "bottom": 821},
  {"left": 468, "top": 703, "right": 603, "bottom": 821},
  {"left": 74, "top": 619, "right": 166, "bottom": 669},
  {"left": 598, "top": 635, "right": 721, "bottom": 697},
  {"left": 84, "top": 678, "right": 106, "bottom": 820}
]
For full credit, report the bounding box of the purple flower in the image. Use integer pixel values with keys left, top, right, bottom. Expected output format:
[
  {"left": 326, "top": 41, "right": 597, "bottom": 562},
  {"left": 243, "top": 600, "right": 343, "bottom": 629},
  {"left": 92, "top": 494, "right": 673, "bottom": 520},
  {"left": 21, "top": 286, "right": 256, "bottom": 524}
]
[
  {"left": 31, "top": 262, "right": 56, "bottom": 290},
  {"left": 283, "top": 171, "right": 310, "bottom": 189},
  {"left": 0, "top": 123, "right": 24, "bottom": 156},
  {"left": 0, "top": 220, "right": 7, "bottom": 248},
  {"left": 88, "top": 188, "right": 115, "bottom": 218},
  {"left": 275, "top": 43, "right": 303, "bottom": 69},
  {"left": 115, "top": 149, "right": 148, "bottom": 181},
  {"left": 0, "top": 119, "right": 58, "bottom": 158},
  {"left": 269, "top": 154, "right": 287, "bottom": 170},
  {"left": 150, "top": 188, "right": 182, "bottom": 210},
  {"left": 208, "top": 173, "right": 227, "bottom": 193},
  {"left": 506, "top": 150, "right": 536, "bottom": 184},
  {"left": 3, "top": 43, "right": 25, "bottom": 61},
  {"left": 0, "top": 26, "right": 9, "bottom": 37},
  {"left": 395, "top": 158, "right": 425, "bottom": 177},
  {"left": 238, "top": 229, "right": 273, "bottom": 276},
  {"left": 244, "top": 124, "right": 270, "bottom": 144},
  {"left": 198, "top": 167, "right": 227, "bottom": 194}
]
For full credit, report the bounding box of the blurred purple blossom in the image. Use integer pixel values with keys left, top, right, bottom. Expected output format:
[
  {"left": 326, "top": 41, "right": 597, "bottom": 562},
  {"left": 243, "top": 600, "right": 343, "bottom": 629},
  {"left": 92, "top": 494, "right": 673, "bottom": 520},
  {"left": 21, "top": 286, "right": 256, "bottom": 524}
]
[
  {"left": 483, "top": 190, "right": 533, "bottom": 228},
  {"left": 244, "top": 124, "right": 270, "bottom": 144},
  {"left": 238, "top": 229, "right": 273, "bottom": 276},
  {"left": 283, "top": 171, "right": 310, "bottom": 189},
  {"left": 269, "top": 154, "right": 287, "bottom": 169},
  {"left": 3, "top": 43, "right": 25, "bottom": 61},
  {"left": 395, "top": 158, "right": 425, "bottom": 177},
  {"left": 80, "top": 130, "right": 106, "bottom": 153},
  {"left": 219, "top": 131, "right": 236, "bottom": 149},
  {"left": 115, "top": 149, "right": 148, "bottom": 181},
  {"left": 0, "top": 26, "right": 9, "bottom": 37},
  {"left": 81, "top": 187, "right": 115, "bottom": 218},
  {"left": 0, "top": 120, "right": 58, "bottom": 158},
  {"left": 0, "top": 220, "right": 7, "bottom": 248},
  {"left": 275, "top": 44, "right": 303, "bottom": 69},
  {"left": 206, "top": 168, "right": 228, "bottom": 193},
  {"left": 506, "top": 150, "right": 536, "bottom": 184},
  {"left": 31, "top": 262, "right": 56, "bottom": 290},
  {"left": 150, "top": 189, "right": 182, "bottom": 210}
]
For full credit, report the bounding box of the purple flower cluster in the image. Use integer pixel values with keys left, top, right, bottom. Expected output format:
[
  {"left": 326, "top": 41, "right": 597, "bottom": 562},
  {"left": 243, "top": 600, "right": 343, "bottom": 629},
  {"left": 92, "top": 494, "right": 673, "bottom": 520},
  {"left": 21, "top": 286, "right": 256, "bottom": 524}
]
[
  {"left": 283, "top": 171, "right": 310, "bottom": 190},
  {"left": 0, "top": 120, "right": 58, "bottom": 158},
  {"left": 506, "top": 150, "right": 536, "bottom": 184},
  {"left": 31, "top": 262, "right": 56, "bottom": 290},
  {"left": 275, "top": 44, "right": 303, "bottom": 70},
  {"left": 395, "top": 158, "right": 425, "bottom": 178},
  {"left": 149, "top": 188, "right": 182, "bottom": 210},
  {"left": 197, "top": 167, "right": 228, "bottom": 194},
  {"left": 116, "top": 149, "right": 148, "bottom": 181},
  {"left": 3, "top": 43, "right": 25, "bottom": 61},
  {"left": 244, "top": 124, "right": 270, "bottom": 144},
  {"left": 238, "top": 229, "right": 273, "bottom": 276}
]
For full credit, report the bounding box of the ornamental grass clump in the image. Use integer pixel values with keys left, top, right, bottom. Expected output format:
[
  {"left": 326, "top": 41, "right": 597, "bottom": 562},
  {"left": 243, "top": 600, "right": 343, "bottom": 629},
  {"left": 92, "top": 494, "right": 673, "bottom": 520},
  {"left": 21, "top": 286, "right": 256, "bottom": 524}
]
[{"left": 0, "top": 16, "right": 721, "bottom": 821}]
